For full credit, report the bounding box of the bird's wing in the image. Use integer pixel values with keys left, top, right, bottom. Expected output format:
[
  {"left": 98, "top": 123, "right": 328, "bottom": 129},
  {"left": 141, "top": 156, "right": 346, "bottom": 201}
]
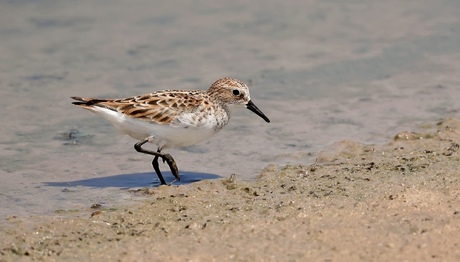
[{"left": 71, "top": 90, "right": 208, "bottom": 125}]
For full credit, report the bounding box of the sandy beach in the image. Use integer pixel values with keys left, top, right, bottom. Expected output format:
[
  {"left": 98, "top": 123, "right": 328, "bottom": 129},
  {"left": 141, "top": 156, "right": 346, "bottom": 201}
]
[{"left": 2, "top": 118, "right": 460, "bottom": 261}]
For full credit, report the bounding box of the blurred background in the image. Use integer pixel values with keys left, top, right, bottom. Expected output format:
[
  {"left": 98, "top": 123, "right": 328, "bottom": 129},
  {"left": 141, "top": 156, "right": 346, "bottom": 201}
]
[{"left": 1, "top": 0, "right": 460, "bottom": 218}]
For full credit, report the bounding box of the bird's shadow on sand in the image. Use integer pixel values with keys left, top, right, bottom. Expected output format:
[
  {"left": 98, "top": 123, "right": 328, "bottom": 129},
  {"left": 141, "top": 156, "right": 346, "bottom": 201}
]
[{"left": 45, "top": 171, "right": 221, "bottom": 188}]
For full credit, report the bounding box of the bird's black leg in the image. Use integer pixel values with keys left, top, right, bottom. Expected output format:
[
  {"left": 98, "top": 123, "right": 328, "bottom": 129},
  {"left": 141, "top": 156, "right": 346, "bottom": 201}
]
[
  {"left": 161, "top": 153, "right": 179, "bottom": 184},
  {"left": 151, "top": 155, "right": 166, "bottom": 185},
  {"left": 134, "top": 139, "right": 180, "bottom": 185}
]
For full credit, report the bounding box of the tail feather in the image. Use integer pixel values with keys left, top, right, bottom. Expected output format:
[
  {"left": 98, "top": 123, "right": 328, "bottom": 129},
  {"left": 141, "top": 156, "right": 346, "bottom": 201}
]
[{"left": 71, "top": 96, "right": 108, "bottom": 106}]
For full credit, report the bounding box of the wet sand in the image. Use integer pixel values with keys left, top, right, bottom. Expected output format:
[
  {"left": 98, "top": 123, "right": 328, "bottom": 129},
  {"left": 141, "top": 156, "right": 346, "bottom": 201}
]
[{"left": 2, "top": 118, "right": 460, "bottom": 261}]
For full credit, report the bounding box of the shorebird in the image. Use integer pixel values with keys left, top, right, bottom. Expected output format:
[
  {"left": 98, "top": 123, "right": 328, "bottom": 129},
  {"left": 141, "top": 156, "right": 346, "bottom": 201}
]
[{"left": 71, "top": 77, "right": 270, "bottom": 185}]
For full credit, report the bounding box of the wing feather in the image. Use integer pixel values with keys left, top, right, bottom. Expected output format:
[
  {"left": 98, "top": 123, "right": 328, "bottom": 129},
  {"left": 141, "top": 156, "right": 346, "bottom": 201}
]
[{"left": 72, "top": 90, "right": 209, "bottom": 125}]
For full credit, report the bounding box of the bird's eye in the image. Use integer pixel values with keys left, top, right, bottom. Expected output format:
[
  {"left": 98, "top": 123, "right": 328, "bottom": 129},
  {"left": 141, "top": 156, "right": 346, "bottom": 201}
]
[{"left": 232, "top": 89, "right": 240, "bottom": 96}]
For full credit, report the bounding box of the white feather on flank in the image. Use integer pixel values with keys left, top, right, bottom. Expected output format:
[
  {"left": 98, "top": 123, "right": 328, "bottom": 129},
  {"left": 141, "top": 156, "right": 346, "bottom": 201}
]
[{"left": 87, "top": 106, "right": 219, "bottom": 149}]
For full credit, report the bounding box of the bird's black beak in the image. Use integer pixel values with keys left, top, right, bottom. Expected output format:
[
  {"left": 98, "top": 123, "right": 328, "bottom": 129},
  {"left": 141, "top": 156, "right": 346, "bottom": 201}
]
[{"left": 246, "top": 100, "right": 270, "bottom": 123}]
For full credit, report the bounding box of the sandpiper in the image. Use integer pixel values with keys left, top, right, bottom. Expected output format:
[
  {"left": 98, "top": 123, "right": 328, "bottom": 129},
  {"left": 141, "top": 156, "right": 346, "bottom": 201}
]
[{"left": 71, "top": 77, "right": 270, "bottom": 185}]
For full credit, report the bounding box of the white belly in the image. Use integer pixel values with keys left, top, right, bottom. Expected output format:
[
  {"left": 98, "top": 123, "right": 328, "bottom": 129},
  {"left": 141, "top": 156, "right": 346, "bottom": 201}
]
[{"left": 89, "top": 107, "right": 220, "bottom": 149}]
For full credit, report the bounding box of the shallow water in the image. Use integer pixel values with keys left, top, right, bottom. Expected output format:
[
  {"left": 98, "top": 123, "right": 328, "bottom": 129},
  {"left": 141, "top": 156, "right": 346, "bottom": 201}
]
[{"left": 1, "top": 0, "right": 460, "bottom": 219}]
